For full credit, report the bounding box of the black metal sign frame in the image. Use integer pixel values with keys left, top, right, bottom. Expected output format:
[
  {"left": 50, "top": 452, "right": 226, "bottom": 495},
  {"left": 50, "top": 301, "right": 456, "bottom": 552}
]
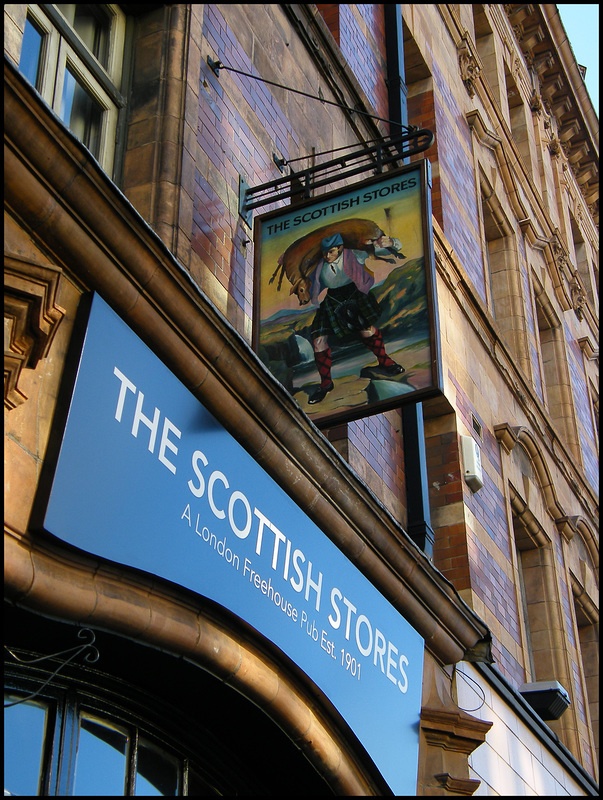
[{"left": 240, "top": 130, "right": 434, "bottom": 224}]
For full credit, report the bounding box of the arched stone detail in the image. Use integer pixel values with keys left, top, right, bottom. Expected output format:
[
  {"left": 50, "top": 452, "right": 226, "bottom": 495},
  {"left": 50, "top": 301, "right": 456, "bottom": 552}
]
[
  {"left": 494, "top": 423, "right": 564, "bottom": 520},
  {"left": 4, "top": 524, "right": 384, "bottom": 795}
]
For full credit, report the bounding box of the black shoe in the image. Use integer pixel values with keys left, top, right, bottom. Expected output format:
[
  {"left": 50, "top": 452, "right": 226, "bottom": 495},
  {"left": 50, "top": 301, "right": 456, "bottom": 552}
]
[
  {"left": 382, "top": 363, "right": 404, "bottom": 375},
  {"left": 308, "top": 382, "right": 334, "bottom": 404}
]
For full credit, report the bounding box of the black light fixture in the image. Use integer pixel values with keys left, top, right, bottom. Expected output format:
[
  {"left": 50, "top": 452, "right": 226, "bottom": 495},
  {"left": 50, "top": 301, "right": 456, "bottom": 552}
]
[{"left": 520, "top": 681, "right": 571, "bottom": 721}]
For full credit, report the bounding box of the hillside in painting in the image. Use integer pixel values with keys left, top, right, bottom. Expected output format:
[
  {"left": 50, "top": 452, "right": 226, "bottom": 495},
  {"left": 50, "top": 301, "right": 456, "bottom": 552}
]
[{"left": 259, "top": 257, "right": 428, "bottom": 366}]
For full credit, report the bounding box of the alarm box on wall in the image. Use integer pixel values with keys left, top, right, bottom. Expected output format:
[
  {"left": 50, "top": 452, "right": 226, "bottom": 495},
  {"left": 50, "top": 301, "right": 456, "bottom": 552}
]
[{"left": 461, "top": 435, "right": 484, "bottom": 492}]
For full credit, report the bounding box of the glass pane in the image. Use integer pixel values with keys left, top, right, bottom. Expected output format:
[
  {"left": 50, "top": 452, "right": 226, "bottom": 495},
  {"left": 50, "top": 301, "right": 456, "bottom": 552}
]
[
  {"left": 4, "top": 695, "right": 48, "bottom": 796},
  {"left": 72, "top": 714, "right": 128, "bottom": 796},
  {"left": 56, "top": 4, "right": 110, "bottom": 67},
  {"left": 18, "top": 17, "right": 44, "bottom": 89},
  {"left": 135, "top": 738, "right": 179, "bottom": 796},
  {"left": 59, "top": 66, "right": 103, "bottom": 158}
]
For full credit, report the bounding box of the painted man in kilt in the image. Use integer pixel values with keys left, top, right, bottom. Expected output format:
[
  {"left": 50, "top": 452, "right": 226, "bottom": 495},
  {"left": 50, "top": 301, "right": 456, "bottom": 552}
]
[{"left": 308, "top": 233, "right": 404, "bottom": 404}]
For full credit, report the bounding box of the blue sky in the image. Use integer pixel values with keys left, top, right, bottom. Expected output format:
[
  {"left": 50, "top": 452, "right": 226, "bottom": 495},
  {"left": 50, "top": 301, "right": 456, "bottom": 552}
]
[{"left": 557, "top": 4, "right": 599, "bottom": 115}]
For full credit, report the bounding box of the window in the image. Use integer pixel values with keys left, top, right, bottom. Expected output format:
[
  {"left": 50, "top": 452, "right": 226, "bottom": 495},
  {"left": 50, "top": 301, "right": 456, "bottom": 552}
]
[
  {"left": 510, "top": 484, "right": 556, "bottom": 685},
  {"left": 19, "top": 15, "right": 45, "bottom": 89},
  {"left": 505, "top": 64, "right": 537, "bottom": 180},
  {"left": 4, "top": 674, "right": 226, "bottom": 796},
  {"left": 573, "top": 590, "right": 599, "bottom": 747},
  {"left": 533, "top": 288, "right": 579, "bottom": 454},
  {"left": 472, "top": 6, "right": 501, "bottom": 108},
  {"left": 17, "top": 4, "right": 126, "bottom": 176},
  {"left": 478, "top": 180, "right": 532, "bottom": 374},
  {"left": 570, "top": 213, "right": 598, "bottom": 307},
  {"left": 5, "top": 608, "right": 334, "bottom": 796},
  {"left": 4, "top": 696, "right": 50, "bottom": 796}
]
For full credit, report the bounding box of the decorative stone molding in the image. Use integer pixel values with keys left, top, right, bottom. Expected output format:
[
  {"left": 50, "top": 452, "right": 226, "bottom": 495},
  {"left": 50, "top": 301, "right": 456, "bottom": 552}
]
[
  {"left": 493, "top": 422, "right": 520, "bottom": 454},
  {"left": 518, "top": 218, "right": 551, "bottom": 250},
  {"left": 4, "top": 257, "right": 65, "bottom": 409},
  {"left": 419, "top": 708, "right": 492, "bottom": 754},
  {"left": 495, "top": 424, "right": 566, "bottom": 521},
  {"left": 568, "top": 273, "right": 585, "bottom": 321},
  {"left": 551, "top": 240, "right": 571, "bottom": 281},
  {"left": 509, "top": 485, "right": 550, "bottom": 548},
  {"left": 419, "top": 655, "right": 492, "bottom": 796},
  {"left": 547, "top": 134, "right": 562, "bottom": 158},
  {"left": 466, "top": 109, "right": 501, "bottom": 151},
  {"left": 458, "top": 35, "right": 481, "bottom": 99},
  {"left": 544, "top": 238, "right": 573, "bottom": 314},
  {"left": 555, "top": 515, "right": 580, "bottom": 544},
  {"left": 505, "top": 4, "right": 599, "bottom": 226},
  {"left": 529, "top": 89, "right": 544, "bottom": 115},
  {"left": 434, "top": 773, "right": 482, "bottom": 795},
  {"left": 577, "top": 336, "right": 598, "bottom": 362}
]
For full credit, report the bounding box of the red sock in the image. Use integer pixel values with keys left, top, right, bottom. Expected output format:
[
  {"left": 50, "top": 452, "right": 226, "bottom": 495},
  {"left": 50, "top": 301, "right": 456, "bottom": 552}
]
[
  {"left": 362, "top": 329, "right": 395, "bottom": 367},
  {"left": 314, "top": 348, "right": 332, "bottom": 387}
]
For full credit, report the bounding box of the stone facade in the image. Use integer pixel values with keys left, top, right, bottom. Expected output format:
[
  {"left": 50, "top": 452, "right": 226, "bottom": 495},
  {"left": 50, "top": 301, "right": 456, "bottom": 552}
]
[{"left": 4, "top": 3, "right": 598, "bottom": 795}]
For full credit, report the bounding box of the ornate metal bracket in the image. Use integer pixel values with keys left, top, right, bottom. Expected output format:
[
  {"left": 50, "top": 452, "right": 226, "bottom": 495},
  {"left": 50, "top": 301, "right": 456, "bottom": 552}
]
[
  {"left": 205, "top": 56, "right": 434, "bottom": 224},
  {"left": 4, "top": 628, "right": 99, "bottom": 708},
  {"left": 238, "top": 129, "right": 434, "bottom": 224}
]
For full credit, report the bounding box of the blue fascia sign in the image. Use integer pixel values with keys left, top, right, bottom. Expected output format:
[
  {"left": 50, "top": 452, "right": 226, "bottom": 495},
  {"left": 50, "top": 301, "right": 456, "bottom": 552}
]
[{"left": 44, "top": 294, "right": 424, "bottom": 795}]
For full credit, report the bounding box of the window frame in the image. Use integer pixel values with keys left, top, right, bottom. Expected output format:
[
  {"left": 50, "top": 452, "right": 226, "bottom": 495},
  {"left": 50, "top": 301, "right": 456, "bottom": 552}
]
[
  {"left": 54, "top": 38, "right": 119, "bottom": 167},
  {"left": 19, "top": 4, "right": 126, "bottom": 176},
  {"left": 4, "top": 661, "right": 219, "bottom": 796}
]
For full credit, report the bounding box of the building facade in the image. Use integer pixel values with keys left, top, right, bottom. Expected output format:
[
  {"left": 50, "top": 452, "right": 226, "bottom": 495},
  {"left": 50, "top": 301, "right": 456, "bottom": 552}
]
[{"left": 4, "top": 4, "right": 598, "bottom": 796}]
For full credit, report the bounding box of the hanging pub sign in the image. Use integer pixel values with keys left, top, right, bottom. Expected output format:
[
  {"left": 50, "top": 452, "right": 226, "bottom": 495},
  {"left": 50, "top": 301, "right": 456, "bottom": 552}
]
[{"left": 253, "top": 159, "right": 442, "bottom": 426}]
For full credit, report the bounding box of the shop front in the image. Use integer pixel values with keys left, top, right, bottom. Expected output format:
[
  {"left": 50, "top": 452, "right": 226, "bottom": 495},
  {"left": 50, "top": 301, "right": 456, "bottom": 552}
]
[
  {"left": 5, "top": 56, "right": 493, "bottom": 796},
  {"left": 36, "top": 292, "right": 425, "bottom": 795}
]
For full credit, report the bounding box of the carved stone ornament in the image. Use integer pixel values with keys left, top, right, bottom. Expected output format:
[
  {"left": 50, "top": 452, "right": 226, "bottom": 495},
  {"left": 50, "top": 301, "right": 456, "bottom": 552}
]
[
  {"left": 458, "top": 36, "right": 481, "bottom": 99},
  {"left": 552, "top": 240, "right": 570, "bottom": 281},
  {"left": 555, "top": 515, "right": 581, "bottom": 543},
  {"left": 569, "top": 273, "right": 585, "bottom": 321},
  {"left": 493, "top": 422, "right": 520, "bottom": 454},
  {"left": 434, "top": 773, "right": 482, "bottom": 796},
  {"left": 547, "top": 135, "right": 562, "bottom": 158},
  {"left": 4, "top": 257, "right": 65, "bottom": 409},
  {"left": 529, "top": 89, "right": 544, "bottom": 115}
]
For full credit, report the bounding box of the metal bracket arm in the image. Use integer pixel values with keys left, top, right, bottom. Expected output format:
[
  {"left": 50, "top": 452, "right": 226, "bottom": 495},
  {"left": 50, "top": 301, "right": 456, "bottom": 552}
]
[{"left": 240, "top": 130, "right": 434, "bottom": 216}]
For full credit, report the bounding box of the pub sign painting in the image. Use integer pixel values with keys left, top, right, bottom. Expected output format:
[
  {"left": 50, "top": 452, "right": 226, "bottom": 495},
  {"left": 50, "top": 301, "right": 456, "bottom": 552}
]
[{"left": 253, "top": 160, "right": 441, "bottom": 425}]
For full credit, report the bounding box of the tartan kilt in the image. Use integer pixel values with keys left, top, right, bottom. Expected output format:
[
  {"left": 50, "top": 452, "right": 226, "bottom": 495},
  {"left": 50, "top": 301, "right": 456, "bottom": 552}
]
[{"left": 311, "top": 283, "right": 381, "bottom": 339}]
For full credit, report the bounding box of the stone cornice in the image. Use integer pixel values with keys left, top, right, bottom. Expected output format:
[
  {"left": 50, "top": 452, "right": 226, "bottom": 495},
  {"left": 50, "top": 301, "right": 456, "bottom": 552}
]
[
  {"left": 4, "top": 57, "right": 491, "bottom": 667},
  {"left": 505, "top": 4, "right": 598, "bottom": 224}
]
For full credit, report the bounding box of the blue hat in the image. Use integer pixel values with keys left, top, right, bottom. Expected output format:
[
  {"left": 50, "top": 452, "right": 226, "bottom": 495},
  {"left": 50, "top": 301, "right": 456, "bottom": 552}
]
[{"left": 321, "top": 233, "right": 343, "bottom": 251}]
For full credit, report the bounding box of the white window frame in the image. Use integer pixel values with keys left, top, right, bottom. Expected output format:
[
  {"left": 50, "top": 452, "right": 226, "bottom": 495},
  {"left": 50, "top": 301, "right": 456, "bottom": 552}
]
[
  {"left": 22, "top": 4, "right": 125, "bottom": 175},
  {"left": 53, "top": 38, "right": 119, "bottom": 172}
]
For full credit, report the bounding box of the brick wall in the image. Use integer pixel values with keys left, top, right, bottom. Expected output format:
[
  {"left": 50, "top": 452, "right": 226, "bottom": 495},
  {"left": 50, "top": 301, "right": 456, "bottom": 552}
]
[
  {"left": 348, "top": 410, "right": 407, "bottom": 524},
  {"left": 407, "top": 90, "right": 441, "bottom": 226},
  {"left": 191, "top": 5, "right": 302, "bottom": 337},
  {"left": 316, "top": 4, "right": 340, "bottom": 44},
  {"left": 318, "top": 4, "right": 389, "bottom": 126}
]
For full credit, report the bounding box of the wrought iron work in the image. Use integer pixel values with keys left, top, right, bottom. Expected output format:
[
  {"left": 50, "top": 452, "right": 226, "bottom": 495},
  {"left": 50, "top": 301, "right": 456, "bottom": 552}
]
[
  {"left": 239, "top": 129, "right": 434, "bottom": 220},
  {"left": 4, "top": 627, "right": 99, "bottom": 707},
  {"left": 206, "top": 56, "right": 418, "bottom": 131},
  {"left": 205, "top": 57, "right": 435, "bottom": 220}
]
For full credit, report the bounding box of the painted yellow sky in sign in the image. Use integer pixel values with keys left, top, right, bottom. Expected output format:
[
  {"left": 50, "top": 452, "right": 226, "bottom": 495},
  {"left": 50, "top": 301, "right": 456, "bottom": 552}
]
[{"left": 257, "top": 171, "right": 424, "bottom": 321}]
